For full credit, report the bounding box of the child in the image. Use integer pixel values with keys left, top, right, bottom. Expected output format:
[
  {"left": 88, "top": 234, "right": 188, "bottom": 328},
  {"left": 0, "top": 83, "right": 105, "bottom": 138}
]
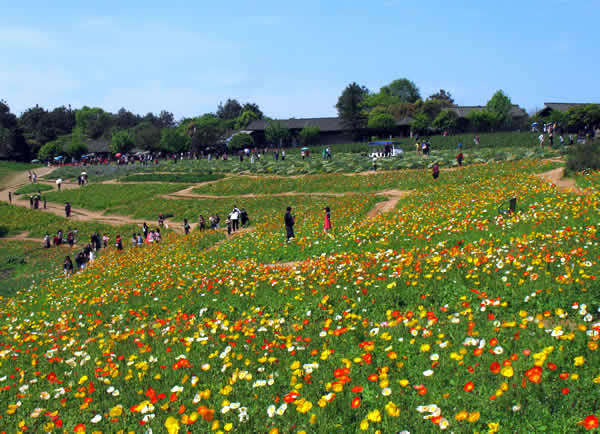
[
  {"left": 184, "top": 218, "right": 191, "bottom": 235},
  {"left": 432, "top": 162, "right": 440, "bottom": 180},
  {"left": 64, "top": 256, "right": 73, "bottom": 277},
  {"left": 456, "top": 152, "right": 464, "bottom": 166},
  {"left": 323, "top": 207, "right": 332, "bottom": 233},
  {"left": 102, "top": 234, "right": 109, "bottom": 248},
  {"left": 226, "top": 218, "right": 232, "bottom": 236},
  {"left": 115, "top": 234, "right": 122, "bottom": 250}
]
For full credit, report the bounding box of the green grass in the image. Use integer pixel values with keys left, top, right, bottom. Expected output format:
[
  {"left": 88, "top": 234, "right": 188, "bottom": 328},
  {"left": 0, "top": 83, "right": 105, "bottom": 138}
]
[
  {"left": 0, "top": 239, "right": 65, "bottom": 297},
  {"left": 0, "top": 161, "right": 42, "bottom": 188},
  {"left": 14, "top": 184, "right": 54, "bottom": 195},
  {"left": 0, "top": 202, "right": 139, "bottom": 238},
  {"left": 43, "top": 183, "right": 188, "bottom": 212},
  {"left": 120, "top": 173, "right": 224, "bottom": 183}
]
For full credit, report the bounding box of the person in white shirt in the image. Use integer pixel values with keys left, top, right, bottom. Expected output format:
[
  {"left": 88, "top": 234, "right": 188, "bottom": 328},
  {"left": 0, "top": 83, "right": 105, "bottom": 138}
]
[{"left": 230, "top": 206, "right": 240, "bottom": 232}]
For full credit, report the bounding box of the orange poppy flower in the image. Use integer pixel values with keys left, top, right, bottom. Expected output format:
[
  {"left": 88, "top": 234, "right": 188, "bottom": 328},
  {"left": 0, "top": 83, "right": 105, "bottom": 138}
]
[
  {"left": 490, "top": 362, "right": 501, "bottom": 374},
  {"left": 351, "top": 397, "right": 361, "bottom": 408},
  {"left": 464, "top": 381, "right": 474, "bottom": 392},
  {"left": 578, "top": 415, "right": 599, "bottom": 430}
]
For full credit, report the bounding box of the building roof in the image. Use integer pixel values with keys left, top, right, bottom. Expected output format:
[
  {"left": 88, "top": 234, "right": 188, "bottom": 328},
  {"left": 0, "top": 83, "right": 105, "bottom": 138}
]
[
  {"left": 541, "top": 102, "right": 593, "bottom": 113},
  {"left": 450, "top": 105, "right": 527, "bottom": 118},
  {"left": 247, "top": 116, "right": 412, "bottom": 132}
]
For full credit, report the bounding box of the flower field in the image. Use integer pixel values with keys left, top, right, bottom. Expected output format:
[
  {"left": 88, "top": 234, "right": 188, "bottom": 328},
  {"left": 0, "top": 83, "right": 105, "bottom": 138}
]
[{"left": 1, "top": 159, "right": 599, "bottom": 432}]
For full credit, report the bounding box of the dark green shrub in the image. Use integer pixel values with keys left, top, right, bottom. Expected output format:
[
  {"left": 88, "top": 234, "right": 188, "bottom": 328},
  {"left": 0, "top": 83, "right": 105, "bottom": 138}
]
[{"left": 567, "top": 140, "right": 600, "bottom": 171}]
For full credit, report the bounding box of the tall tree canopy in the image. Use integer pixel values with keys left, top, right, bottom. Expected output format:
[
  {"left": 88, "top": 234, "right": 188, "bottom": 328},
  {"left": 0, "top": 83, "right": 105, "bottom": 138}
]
[
  {"left": 183, "top": 114, "right": 224, "bottom": 152},
  {"left": 428, "top": 89, "right": 454, "bottom": 105},
  {"left": 217, "top": 99, "right": 243, "bottom": 120},
  {"left": 381, "top": 79, "right": 421, "bottom": 103},
  {"left": 336, "top": 82, "right": 369, "bottom": 137},
  {"left": 486, "top": 90, "right": 513, "bottom": 128},
  {"left": 265, "top": 121, "right": 290, "bottom": 146},
  {"left": 0, "top": 100, "right": 28, "bottom": 160}
]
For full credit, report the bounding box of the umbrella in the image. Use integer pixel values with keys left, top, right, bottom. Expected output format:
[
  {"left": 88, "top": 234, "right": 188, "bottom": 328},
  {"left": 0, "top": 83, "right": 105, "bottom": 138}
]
[
  {"left": 55, "top": 178, "right": 62, "bottom": 184},
  {"left": 301, "top": 147, "right": 309, "bottom": 151},
  {"left": 115, "top": 153, "right": 122, "bottom": 157},
  {"left": 54, "top": 156, "right": 63, "bottom": 160},
  {"left": 30, "top": 159, "right": 41, "bottom": 164},
  {"left": 81, "top": 171, "right": 87, "bottom": 176}
]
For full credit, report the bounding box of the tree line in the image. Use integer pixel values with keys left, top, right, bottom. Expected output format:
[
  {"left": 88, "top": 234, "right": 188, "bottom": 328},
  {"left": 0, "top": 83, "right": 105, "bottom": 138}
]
[
  {"left": 335, "top": 78, "right": 600, "bottom": 139},
  {"left": 0, "top": 98, "right": 265, "bottom": 161}
]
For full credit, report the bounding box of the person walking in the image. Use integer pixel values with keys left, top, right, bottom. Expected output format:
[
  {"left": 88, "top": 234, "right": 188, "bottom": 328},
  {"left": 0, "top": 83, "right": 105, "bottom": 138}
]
[
  {"left": 57, "top": 178, "right": 62, "bottom": 191},
  {"left": 143, "top": 223, "right": 149, "bottom": 239},
  {"left": 323, "top": 207, "right": 332, "bottom": 233},
  {"left": 184, "top": 218, "right": 191, "bottom": 235},
  {"left": 43, "top": 197, "right": 47, "bottom": 209},
  {"left": 63, "top": 256, "right": 73, "bottom": 277},
  {"left": 67, "top": 229, "right": 74, "bottom": 247},
  {"left": 8, "top": 191, "right": 11, "bottom": 203},
  {"left": 115, "top": 234, "right": 123, "bottom": 250},
  {"left": 284, "top": 206, "right": 295, "bottom": 242},
  {"left": 65, "top": 202, "right": 71, "bottom": 218},
  {"left": 230, "top": 206, "right": 240, "bottom": 232},
  {"left": 456, "top": 152, "right": 464, "bottom": 166},
  {"left": 198, "top": 215, "right": 206, "bottom": 230},
  {"left": 43, "top": 233, "right": 51, "bottom": 248},
  {"left": 432, "top": 162, "right": 440, "bottom": 180}
]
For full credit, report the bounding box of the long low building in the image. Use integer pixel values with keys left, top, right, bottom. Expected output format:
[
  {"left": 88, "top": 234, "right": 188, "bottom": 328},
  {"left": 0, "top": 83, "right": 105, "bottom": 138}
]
[{"left": 246, "top": 105, "right": 527, "bottom": 146}]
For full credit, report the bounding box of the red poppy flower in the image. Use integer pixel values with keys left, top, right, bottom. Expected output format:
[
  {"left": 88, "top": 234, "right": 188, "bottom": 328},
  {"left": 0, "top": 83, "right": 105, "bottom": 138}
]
[
  {"left": 578, "top": 415, "right": 599, "bottom": 430},
  {"left": 351, "top": 397, "right": 361, "bottom": 408},
  {"left": 352, "top": 386, "right": 363, "bottom": 393},
  {"left": 464, "top": 381, "right": 474, "bottom": 392},
  {"left": 490, "top": 362, "right": 501, "bottom": 374},
  {"left": 561, "top": 387, "right": 570, "bottom": 395}
]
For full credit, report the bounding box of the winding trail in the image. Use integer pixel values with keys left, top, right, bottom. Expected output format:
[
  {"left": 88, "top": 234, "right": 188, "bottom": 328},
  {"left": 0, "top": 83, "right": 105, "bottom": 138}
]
[{"left": 535, "top": 167, "right": 585, "bottom": 194}]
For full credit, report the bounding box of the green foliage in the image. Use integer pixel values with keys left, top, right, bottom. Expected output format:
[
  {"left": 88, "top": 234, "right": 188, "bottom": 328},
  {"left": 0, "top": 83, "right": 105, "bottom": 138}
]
[
  {"left": 228, "top": 132, "right": 254, "bottom": 150},
  {"left": 336, "top": 82, "right": 369, "bottom": 136},
  {"left": 65, "top": 128, "right": 88, "bottom": 158},
  {"left": 234, "top": 110, "right": 260, "bottom": 129},
  {"left": 159, "top": 128, "right": 190, "bottom": 153},
  {"left": 380, "top": 78, "right": 421, "bottom": 103},
  {"left": 265, "top": 120, "right": 290, "bottom": 146},
  {"left": 566, "top": 104, "right": 600, "bottom": 131},
  {"left": 14, "top": 184, "right": 53, "bottom": 195},
  {"left": 120, "top": 173, "right": 224, "bottom": 183},
  {"left": 428, "top": 89, "right": 454, "bottom": 104},
  {"left": 298, "top": 124, "right": 320, "bottom": 146},
  {"left": 75, "top": 106, "right": 112, "bottom": 139},
  {"left": 467, "top": 109, "right": 503, "bottom": 132},
  {"left": 411, "top": 112, "right": 431, "bottom": 134},
  {"left": 367, "top": 113, "right": 395, "bottom": 135},
  {"left": 486, "top": 90, "right": 513, "bottom": 128},
  {"left": 133, "top": 121, "right": 161, "bottom": 151},
  {"left": 567, "top": 140, "right": 600, "bottom": 171},
  {"left": 183, "top": 114, "right": 224, "bottom": 152},
  {"left": 38, "top": 140, "right": 63, "bottom": 161},
  {"left": 432, "top": 109, "right": 459, "bottom": 132},
  {"left": 110, "top": 129, "right": 135, "bottom": 154},
  {"left": 217, "top": 98, "right": 243, "bottom": 120}
]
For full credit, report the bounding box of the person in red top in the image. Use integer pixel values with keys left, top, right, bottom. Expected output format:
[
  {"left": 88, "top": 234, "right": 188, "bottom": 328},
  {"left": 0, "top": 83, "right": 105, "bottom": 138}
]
[{"left": 323, "top": 207, "right": 332, "bottom": 233}]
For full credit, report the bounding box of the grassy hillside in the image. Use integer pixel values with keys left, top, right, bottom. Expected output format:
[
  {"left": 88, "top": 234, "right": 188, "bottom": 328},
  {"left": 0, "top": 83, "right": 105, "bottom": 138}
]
[{"left": 0, "top": 159, "right": 599, "bottom": 432}]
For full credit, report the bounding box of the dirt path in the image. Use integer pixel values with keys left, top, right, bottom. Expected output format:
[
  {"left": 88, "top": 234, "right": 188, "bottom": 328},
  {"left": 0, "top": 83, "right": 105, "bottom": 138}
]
[
  {"left": 0, "top": 232, "right": 41, "bottom": 243},
  {"left": 535, "top": 167, "right": 584, "bottom": 194},
  {"left": 367, "top": 189, "right": 413, "bottom": 218},
  {"left": 164, "top": 185, "right": 351, "bottom": 200}
]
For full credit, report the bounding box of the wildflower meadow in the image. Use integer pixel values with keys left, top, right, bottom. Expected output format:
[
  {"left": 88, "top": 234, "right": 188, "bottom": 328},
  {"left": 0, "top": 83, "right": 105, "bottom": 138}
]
[{"left": 1, "top": 159, "right": 599, "bottom": 433}]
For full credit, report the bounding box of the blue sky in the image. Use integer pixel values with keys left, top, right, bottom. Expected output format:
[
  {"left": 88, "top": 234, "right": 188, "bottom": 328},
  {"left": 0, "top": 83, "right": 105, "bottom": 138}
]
[{"left": 1, "top": 0, "right": 598, "bottom": 120}]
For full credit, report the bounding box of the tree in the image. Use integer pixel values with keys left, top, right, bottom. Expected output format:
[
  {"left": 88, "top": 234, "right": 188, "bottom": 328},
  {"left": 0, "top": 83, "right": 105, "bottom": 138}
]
[
  {"left": 381, "top": 79, "right": 421, "bottom": 103},
  {"left": 115, "top": 108, "right": 140, "bottom": 130},
  {"left": 184, "top": 114, "right": 224, "bottom": 152},
  {"left": 217, "top": 99, "right": 243, "bottom": 120},
  {"left": 241, "top": 103, "right": 263, "bottom": 119},
  {"left": 428, "top": 89, "right": 454, "bottom": 105},
  {"left": 38, "top": 140, "right": 63, "bottom": 161},
  {"left": 418, "top": 99, "right": 445, "bottom": 120},
  {"left": 411, "top": 113, "right": 431, "bottom": 135},
  {"left": 486, "top": 90, "right": 513, "bottom": 128},
  {"left": 133, "top": 122, "right": 162, "bottom": 151},
  {"left": 432, "top": 110, "right": 459, "bottom": 132},
  {"left": 336, "top": 82, "right": 369, "bottom": 138},
  {"left": 229, "top": 132, "right": 254, "bottom": 150},
  {"left": 159, "top": 128, "right": 190, "bottom": 153},
  {"left": 367, "top": 113, "right": 395, "bottom": 137},
  {"left": 110, "top": 129, "right": 135, "bottom": 154},
  {"left": 75, "top": 106, "right": 112, "bottom": 139},
  {"left": 298, "top": 125, "right": 320, "bottom": 146},
  {"left": 65, "top": 128, "right": 88, "bottom": 158},
  {"left": 566, "top": 105, "right": 600, "bottom": 132},
  {"left": 235, "top": 110, "right": 260, "bottom": 129},
  {"left": 19, "top": 106, "right": 56, "bottom": 149},
  {"left": 467, "top": 109, "right": 503, "bottom": 132},
  {"left": 157, "top": 110, "right": 176, "bottom": 129},
  {"left": 0, "top": 100, "right": 28, "bottom": 160},
  {"left": 265, "top": 120, "right": 290, "bottom": 146}
]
